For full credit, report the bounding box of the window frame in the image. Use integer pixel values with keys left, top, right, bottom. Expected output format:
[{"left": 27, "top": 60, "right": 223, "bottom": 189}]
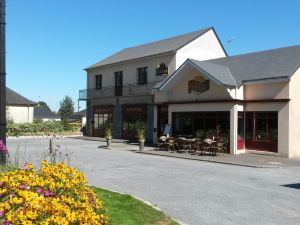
[
  {"left": 137, "top": 67, "right": 148, "bottom": 85},
  {"left": 95, "top": 74, "right": 102, "bottom": 90}
]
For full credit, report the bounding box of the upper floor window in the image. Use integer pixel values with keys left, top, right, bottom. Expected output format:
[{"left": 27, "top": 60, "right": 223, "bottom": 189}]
[
  {"left": 137, "top": 67, "right": 148, "bottom": 85},
  {"left": 114, "top": 71, "right": 123, "bottom": 87},
  {"left": 156, "top": 63, "right": 168, "bottom": 76},
  {"left": 95, "top": 75, "right": 102, "bottom": 89}
]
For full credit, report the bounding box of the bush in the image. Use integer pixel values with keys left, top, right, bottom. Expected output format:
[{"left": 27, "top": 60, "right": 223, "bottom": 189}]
[
  {"left": 0, "top": 161, "right": 109, "bottom": 225},
  {"left": 7, "top": 121, "right": 79, "bottom": 137}
]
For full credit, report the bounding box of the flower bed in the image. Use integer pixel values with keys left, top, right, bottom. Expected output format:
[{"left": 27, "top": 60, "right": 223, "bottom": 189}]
[{"left": 0, "top": 161, "right": 108, "bottom": 225}]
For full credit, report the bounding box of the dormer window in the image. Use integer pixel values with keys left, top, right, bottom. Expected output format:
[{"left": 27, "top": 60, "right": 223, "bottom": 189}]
[{"left": 156, "top": 63, "right": 168, "bottom": 76}]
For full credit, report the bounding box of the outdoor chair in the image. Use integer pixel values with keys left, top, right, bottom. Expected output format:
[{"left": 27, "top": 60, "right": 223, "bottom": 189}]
[
  {"left": 190, "top": 140, "right": 203, "bottom": 155},
  {"left": 203, "top": 139, "right": 215, "bottom": 156},
  {"left": 156, "top": 136, "right": 167, "bottom": 150},
  {"left": 174, "top": 137, "right": 191, "bottom": 153},
  {"left": 214, "top": 139, "right": 229, "bottom": 155},
  {"left": 165, "top": 137, "right": 175, "bottom": 151}
]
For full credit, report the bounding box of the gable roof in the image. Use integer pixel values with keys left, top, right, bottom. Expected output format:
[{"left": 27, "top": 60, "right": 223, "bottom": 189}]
[
  {"left": 86, "top": 27, "right": 216, "bottom": 69},
  {"left": 205, "top": 45, "right": 300, "bottom": 85},
  {"left": 6, "top": 88, "right": 37, "bottom": 106},
  {"left": 34, "top": 107, "right": 59, "bottom": 119},
  {"left": 157, "top": 45, "right": 300, "bottom": 90}
]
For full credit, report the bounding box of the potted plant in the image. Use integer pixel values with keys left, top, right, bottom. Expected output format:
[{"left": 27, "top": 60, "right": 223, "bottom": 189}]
[
  {"left": 104, "top": 122, "right": 112, "bottom": 148},
  {"left": 136, "top": 126, "right": 146, "bottom": 151}
]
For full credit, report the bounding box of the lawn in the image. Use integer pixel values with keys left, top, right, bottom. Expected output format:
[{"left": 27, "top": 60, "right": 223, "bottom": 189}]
[{"left": 93, "top": 187, "right": 179, "bottom": 225}]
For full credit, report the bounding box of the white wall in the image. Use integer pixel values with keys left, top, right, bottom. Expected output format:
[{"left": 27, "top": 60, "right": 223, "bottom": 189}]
[
  {"left": 7, "top": 106, "right": 34, "bottom": 123},
  {"left": 87, "top": 53, "right": 176, "bottom": 89},
  {"left": 244, "top": 81, "right": 289, "bottom": 100},
  {"left": 154, "top": 65, "right": 233, "bottom": 103},
  {"left": 176, "top": 29, "right": 227, "bottom": 68},
  {"left": 289, "top": 68, "right": 300, "bottom": 157}
]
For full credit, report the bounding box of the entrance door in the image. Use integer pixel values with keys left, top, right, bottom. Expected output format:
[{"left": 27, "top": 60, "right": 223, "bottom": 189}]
[
  {"left": 115, "top": 71, "right": 123, "bottom": 96},
  {"left": 122, "top": 104, "right": 147, "bottom": 140},
  {"left": 93, "top": 105, "right": 113, "bottom": 137},
  {"left": 157, "top": 105, "right": 168, "bottom": 137},
  {"left": 245, "top": 112, "right": 278, "bottom": 152}
]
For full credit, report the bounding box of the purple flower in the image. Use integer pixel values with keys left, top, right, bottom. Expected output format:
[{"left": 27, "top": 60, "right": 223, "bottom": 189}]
[
  {"left": 0, "top": 210, "right": 4, "bottom": 217},
  {"left": 19, "top": 184, "right": 26, "bottom": 190},
  {"left": 36, "top": 188, "right": 43, "bottom": 194},
  {"left": 44, "top": 191, "right": 55, "bottom": 197},
  {"left": 21, "top": 163, "right": 29, "bottom": 170},
  {"left": 9, "top": 193, "right": 15, "bottom": 198},
  {"left": 0, "top": 140, "right": 8, "bottom": 155},
  {"left": 0, "top": 181, "right": 3, "bottom": 187},
  {"left": 3, "top": 220, "right": 12, "bottom": 225}
]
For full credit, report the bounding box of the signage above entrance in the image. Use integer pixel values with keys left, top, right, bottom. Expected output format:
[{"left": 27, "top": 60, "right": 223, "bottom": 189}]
[{"left": 188, "top": 80, "right": 209, "bottom": 95}]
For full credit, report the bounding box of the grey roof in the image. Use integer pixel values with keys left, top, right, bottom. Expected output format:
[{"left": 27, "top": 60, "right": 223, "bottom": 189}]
[
  {"left": 86, "top": 27, "right": 213, "bottom": 69},
  {"left": 157, "top": 45, "right": 300, "bottom": 89},
  {"left": 34, "top": 107, "right": 59, "bottom": 119},
  {"left": 189, "top": 59, "right": 238, "bottom": 86},
  {"left": 204, "top": 45, "right": 300, "bottom": 85},
  {"left": 70, "top": 109, "right": 86, "bottom": 119},
  {"left": 6, "top": 88, "right": 37, "bottom": 106}
]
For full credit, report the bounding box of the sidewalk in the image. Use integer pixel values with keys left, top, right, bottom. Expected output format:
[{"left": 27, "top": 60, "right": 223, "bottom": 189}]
[
  {"left": 136, "top": 150, "right": 300, "bottom": 168},
  {"left": 68, "top": 136, "right": 300, "bottom": 168}
]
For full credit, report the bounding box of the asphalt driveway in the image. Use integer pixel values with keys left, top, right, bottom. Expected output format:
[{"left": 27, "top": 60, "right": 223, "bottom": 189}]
[{"left": 6, "top": 137, "right": 300, "bottom": 225}]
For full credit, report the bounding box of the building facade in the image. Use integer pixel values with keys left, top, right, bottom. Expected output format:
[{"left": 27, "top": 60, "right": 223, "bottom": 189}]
[
  {"left": 80, "top": 27, "right": 227, "bottom": 141},
  {"left": 80, "top": 27, "right": 300, "bottom": 158}
]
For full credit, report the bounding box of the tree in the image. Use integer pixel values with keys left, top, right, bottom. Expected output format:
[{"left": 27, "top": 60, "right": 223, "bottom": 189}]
[
  {"left": 37, "top": 101, "right": 51, "bottom": 111},
  {"left": 58, "top": 96, "right": 74, "bottom": 124}
]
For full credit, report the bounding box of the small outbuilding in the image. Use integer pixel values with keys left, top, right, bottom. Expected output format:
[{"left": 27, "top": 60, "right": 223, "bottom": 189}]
[{"left": 6, "top": 88, "right": 37, "bottom": 123}]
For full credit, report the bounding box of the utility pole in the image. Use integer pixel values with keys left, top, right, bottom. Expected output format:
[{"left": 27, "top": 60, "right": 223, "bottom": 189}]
[{"left": 0, "top": 0, "right": 6, "bottom": 164}]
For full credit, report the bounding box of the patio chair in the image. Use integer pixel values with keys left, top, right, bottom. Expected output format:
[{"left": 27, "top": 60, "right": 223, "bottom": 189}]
[
  {"left": 165, "top": 137, "right": 175, "bottom": 152},
  {"left": 190, "top": 139, "right": 203, "bottom": 155},
  {"left": 174, "top": 137, "right": 191, "bottom": 153},
  {"left": 156, "top": 136, "right": 167, "bottom": 150},
  {"left": 203, "top": 139, "right": 214, "bottom": 156},
  {"left": 193, "top": 140, "right": 204, "bottom": 155},
  {"left": 215, "top": 139, "right": 229, "bottom": 155}
]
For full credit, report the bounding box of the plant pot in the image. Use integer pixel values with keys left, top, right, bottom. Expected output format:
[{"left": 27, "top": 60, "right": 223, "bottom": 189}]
[
  {"left": 139, "top": 139, "right": 145, "bottom": 151},
  {"left": 106, "top": 138, "right": 112, "bottom": 148}
]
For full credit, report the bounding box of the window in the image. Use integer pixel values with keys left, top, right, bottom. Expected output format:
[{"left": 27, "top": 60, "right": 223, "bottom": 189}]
[
  {"left": 156, "top": 63, "right": 168, "bottom": 75},
  {"left": 95, "top": 75, "right": 102, "bottom": 90},
  {"left": 115, "top": 71, "right": 123, "bottom": 86},
  {"left": 114, "top": 71, "right": 123, "bottom": 96},
  {"left": 94, "top": 113, "right": 112, "bottom": 129},
  {"left": 137, "top": 67, "right": 147, "bottom": 85},
  {"left": 245, "top": 112, "right": 278, "bottom": 141}
]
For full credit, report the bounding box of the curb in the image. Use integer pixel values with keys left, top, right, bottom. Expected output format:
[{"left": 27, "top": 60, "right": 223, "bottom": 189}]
[
  {"left": 7, "top": 135, "right": 82, "bottom": 139},
  {"left": 95, "top": 186, "right": 187, "bottom": 225},
  {"left": 135, "top": 151, "right": 280, "bottom": 169}
]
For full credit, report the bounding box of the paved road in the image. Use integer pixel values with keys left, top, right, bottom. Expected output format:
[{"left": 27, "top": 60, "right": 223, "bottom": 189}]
[{"left": 7, "top": 138, "right": 300, "bottom": 225}]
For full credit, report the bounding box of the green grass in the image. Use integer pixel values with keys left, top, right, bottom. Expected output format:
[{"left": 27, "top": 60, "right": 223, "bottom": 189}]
[{"left": 93, "top": 187, "right": 179, "bottom": 225}]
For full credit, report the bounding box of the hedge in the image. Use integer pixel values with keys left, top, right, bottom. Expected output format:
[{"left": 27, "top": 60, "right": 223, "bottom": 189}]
[{"left": 7, "top": 121, "right": 80, "bottom": 137}]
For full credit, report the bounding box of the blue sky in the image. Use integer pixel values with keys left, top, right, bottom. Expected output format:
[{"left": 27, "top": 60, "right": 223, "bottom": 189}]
[{"left": 7, "top": 0, "right": 300, "bottom": 111}]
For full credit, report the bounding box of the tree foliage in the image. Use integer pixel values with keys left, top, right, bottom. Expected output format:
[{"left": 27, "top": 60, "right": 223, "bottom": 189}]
[
  {"left": 37, "top": 101, "right": 51, "bottom": 111},
  {"left": 58, "top": 96, "right": 74, "bottom": 123}
]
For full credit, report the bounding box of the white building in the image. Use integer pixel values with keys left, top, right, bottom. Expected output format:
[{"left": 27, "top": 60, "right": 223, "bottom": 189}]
[
  {"left": 81, "top": 27, "right": 226, "bottom": 139},
  {"left": 80, "top": 27, "right": 300, "bottom": 158},
  {"left": 6, "top": 88, "right": 36, "bottom": 123}
]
